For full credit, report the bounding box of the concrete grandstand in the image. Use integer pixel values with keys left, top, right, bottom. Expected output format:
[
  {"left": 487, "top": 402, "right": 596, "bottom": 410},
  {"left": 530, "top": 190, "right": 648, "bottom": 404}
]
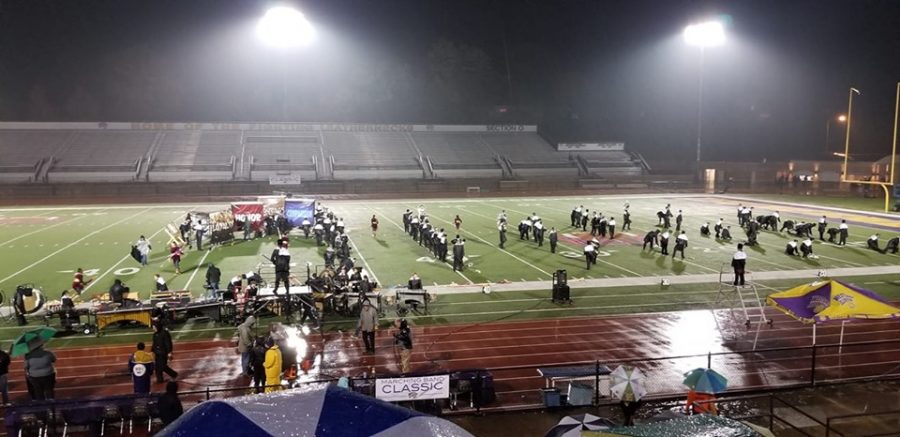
[{"left": 0, "top": 122, "right": 646, "bottom": 185}]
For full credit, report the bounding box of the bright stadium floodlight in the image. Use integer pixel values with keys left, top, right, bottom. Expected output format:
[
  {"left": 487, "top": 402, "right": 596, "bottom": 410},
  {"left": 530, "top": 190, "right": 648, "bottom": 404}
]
[
  {"left": 683, "top": 19, "right": 726, "bottom": 180},
  {"left": 683, "top": 20, "right": 726, "bottom": 47},
  {"left": 257, "top": 6, "right": 315, "bottom": 48}
]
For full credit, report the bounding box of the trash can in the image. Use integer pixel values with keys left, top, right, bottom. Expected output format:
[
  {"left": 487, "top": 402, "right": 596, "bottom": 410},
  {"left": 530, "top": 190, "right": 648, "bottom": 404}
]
[
  {"left": 567, "top": 382, "right": 593, "bottom": 406},
  {"left": 541, "top": 388, "right": 561, "bottom": 407},
  {"left": 131, "top": 361, "right": 155, "bottom": 394}
]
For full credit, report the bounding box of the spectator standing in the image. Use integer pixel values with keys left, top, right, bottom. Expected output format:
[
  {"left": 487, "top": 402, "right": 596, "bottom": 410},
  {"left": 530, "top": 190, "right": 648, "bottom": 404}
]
[
  {"left": 393, "top": 319, "right": 413, "bottom": 374},
  {"left": 151, "top": 323, "right": 179, "bottom": 383},
  {"left": 263, "top": 338, "right": 283, "bottom": 393},
  {"left": 249, "top": 337, "right": 267, "bottom": 394},
  {"left": 237, "top": 316, "right": 256, "bottom": 377},
  {"left": 24, "top": 345, "right": 56, "bottom": 401},
  {"left": 128, "top": 342, "right": 155, "bottom": 394},
  {"left": 358, "top": 301, "right": 378, "bottom": 354},
  {"left": 136, "top": 236, "right": 151, "bottom": 266},
  {"left": 0, "top": 347, "right": 9, "bottom": 405},
  {"left": 158, "top": 381, "right": 184, "bottom": 428}
]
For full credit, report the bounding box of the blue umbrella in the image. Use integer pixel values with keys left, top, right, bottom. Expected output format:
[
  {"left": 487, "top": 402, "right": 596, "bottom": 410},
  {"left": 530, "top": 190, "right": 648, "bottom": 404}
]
[
  {"left": 158, "top": 385, "right": 473, "bottom": 437},
  {"left": 682, "top": 368, "right": 728, "bottom": 394}
]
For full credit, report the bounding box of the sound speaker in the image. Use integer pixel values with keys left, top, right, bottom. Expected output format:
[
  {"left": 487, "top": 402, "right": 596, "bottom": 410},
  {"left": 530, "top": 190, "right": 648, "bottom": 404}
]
[
  {"left": 552, "top": 284, "right": 570, "bottom": 303},
  {"left": 553, "top": 269, "right": 567, "bottom": 287}
]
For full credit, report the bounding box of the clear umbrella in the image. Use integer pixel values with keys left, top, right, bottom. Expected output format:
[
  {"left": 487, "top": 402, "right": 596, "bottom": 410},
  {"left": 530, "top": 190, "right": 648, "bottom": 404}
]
[{"left": 610, "top": 365, "right": 647, "bottom": 402}]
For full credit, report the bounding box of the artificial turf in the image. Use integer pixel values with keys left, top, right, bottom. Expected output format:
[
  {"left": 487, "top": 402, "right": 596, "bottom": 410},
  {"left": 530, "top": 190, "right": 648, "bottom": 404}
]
[{"left": 0, "top": 194, "right": 896, "bottom": 347}]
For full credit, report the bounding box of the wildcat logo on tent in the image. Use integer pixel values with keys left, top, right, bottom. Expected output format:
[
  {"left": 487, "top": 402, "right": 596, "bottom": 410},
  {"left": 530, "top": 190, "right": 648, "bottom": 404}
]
[
  {"left": 833, "top": 293, "right": 856, "bottom": 308},
  {"left": 807, "top": 295, "right": 829, "bottom": 313}
]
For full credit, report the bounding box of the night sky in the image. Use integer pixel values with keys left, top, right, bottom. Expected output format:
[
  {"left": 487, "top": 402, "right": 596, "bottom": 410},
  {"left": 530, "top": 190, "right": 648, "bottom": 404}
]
[{"left": 0, "top": 0, "right": 897, "bottom": 161}]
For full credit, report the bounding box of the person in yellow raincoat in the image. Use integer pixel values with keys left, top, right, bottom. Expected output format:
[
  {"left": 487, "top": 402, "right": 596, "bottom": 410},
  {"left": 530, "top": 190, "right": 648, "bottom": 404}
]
[{"left": 263, "top": 338, "right": 282, "bottom": 393}]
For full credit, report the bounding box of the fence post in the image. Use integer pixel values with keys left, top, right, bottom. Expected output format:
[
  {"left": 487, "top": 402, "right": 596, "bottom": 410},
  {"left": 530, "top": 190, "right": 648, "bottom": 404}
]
[
  {"left": 825, "top": 417, "right": 831, "bottom": 437},
  {"left": 810, "top": 345, "right": 817, "bottom": 386},
  {"left": 206, "top": 386, "right": 211, "bottom": 400},
  {"left": 707, "top": 352, "right": 712, "bottom": 369},
  {"left": 594, "top": 360, "right": 600, "bottom": 406},
  {"left": 768, "top": 394, "right": 774, "bottom": 431}
]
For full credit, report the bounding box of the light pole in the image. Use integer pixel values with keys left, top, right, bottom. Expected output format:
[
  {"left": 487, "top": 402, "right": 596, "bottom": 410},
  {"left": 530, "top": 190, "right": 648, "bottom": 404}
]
[
  {"left": 684, "top": 20, "right": 725, "bottom": 173},
  {"left": 257, "top": 5, "right": 316, "bottom": 121},
  {"left": 841, "top": 87, "right": 860, "bottom": 180},
  {"left": 825, "top": 114, "right": 847, "bottom": 155}
]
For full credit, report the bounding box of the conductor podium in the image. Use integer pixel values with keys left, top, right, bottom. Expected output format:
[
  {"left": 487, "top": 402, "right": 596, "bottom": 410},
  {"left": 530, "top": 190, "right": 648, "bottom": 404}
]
[{"left": 551, "top": 270, "right": 570, "bottom": 304}]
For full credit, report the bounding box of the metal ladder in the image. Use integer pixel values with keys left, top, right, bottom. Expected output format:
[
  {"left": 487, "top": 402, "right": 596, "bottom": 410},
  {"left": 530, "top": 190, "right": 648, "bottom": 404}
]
[{"left": 713, "top": 263, "right": 772, "bottom": 350}]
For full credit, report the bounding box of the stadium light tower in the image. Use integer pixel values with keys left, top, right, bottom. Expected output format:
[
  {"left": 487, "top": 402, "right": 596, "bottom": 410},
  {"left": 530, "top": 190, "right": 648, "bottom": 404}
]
[
  {"left": 683, "top": 20, "right": 725, "bottom": 170},
  {"left": 841, "top": 87, "right": 860, "bottom": 179},
  {"left": 825, "top": 114, "right": 847, "bottom": 155},
  {"left": 257, "top": 5, "right": 315, "bottom": 120},
  {"left": 257, "top": 6, "right": 315, "bottom": 48}
]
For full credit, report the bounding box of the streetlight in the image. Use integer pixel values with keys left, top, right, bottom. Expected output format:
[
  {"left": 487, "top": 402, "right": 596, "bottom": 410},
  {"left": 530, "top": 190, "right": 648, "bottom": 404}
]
[
  {"left": 841, "top": 87, "right": 860, "bottom": 179},
  {"left": 825, "top": 114, "right": 847, "bottom": 155},
  {"left": 683, "top": 20, "right": 725, "bottom": 173},
  {"left": 257, "top": 5, "right": 315, "bottom": 120}
]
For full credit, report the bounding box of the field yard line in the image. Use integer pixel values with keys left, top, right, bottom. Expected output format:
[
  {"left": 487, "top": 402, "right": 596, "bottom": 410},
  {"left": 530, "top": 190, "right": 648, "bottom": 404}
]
[
  {"left": 184, "top": 249, "right": 212, "bottom": 290},
  {"left": 472, "top": 203, "right": 643, "bottom": 277},
  {"left": 342, "top": 232, "right": 381, "bottom": 286},
  {"left": 0, "top": 213, "right": 92, "bottom": 247},
  {"left": 368, "top": 207, "right": 473, "bottom": 285},
  {"left": 82, "top": 220, "right": 174, "bottom": 292},
  {"left": 754, "top": 239, "right": 865, "bottom": 267},
  {"left": 0, "top": 208, "right": 153, "bottom": 284},
  {"left": 427, "top": 211, "right": 552, "bottom": 278}
]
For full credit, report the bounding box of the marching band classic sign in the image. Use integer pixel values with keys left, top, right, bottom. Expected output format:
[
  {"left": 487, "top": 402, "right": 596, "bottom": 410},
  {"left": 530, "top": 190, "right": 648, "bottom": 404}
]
[{"left": 375, "top": 375, "right": 450, "bottom": 402}]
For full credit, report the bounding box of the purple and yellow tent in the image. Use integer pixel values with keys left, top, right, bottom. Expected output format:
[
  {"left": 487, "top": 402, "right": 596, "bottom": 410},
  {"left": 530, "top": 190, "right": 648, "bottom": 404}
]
[{"left": 766, "top": 279, "right": 900, "bottom": 345}]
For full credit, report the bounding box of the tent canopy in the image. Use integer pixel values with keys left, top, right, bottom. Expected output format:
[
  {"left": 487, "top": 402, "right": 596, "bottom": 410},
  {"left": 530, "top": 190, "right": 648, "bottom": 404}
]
[
  {"left": 159, "top": 385, "right": 473, "bottom": 437},
  {"left": 766, "top": 279, "right": 900, "bottom": 324}
]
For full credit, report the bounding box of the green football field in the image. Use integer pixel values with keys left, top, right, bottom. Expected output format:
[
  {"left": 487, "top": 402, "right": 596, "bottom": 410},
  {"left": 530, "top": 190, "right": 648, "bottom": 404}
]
[{"left": 0, "top": 193, "right": 897, "bottom": 346}]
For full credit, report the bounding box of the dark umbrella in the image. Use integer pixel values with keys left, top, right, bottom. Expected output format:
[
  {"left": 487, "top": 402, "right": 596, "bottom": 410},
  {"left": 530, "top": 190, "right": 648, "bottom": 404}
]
[
  {"left": 544, "top": 413, "right": 615, "bottom": 437},
  {"left": 10, "top": 326, "right": 56, "bottom": 357}
]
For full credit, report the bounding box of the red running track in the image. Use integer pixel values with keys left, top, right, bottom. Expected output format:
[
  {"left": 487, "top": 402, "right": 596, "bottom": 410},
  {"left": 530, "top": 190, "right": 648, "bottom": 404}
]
[{"left": 6, "top": 307, "right": 900, "bottom": 411}]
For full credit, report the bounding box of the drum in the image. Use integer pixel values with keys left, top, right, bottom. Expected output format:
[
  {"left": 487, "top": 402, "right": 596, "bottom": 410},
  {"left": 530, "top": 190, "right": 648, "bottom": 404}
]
[{"left": 21, "top": 288, "right": 45, "bottom": 314}]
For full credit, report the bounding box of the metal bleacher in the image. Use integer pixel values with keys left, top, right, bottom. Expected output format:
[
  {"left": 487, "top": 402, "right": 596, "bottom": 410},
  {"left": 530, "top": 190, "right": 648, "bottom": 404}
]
[
  {"left": 480, "top": 133, "right": 580, "bottom": 177},
  {"left": 49, "top": 131, "right": 156, "bottom": 182},
  {"left": 411, "top": 132, "right": 502, "bottom": 178},
  {"left": 323, "top": 132, "right": 422, "bottom": 179},
  {"left": 0, "top": 123, "right": 646, "bottom": 184},
  {"left": 246, "top": 132, "right": 321, "bottom": 181},
  {"left": 149, "top": 130, "right": 238, "bottom": 181},
  {"left": 0, "top": 131, "right": 69, "bottom": 182}
]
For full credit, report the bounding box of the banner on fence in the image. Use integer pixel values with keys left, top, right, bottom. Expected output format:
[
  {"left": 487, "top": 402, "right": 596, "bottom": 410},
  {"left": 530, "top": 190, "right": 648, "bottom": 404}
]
[
  {"left": 257, "top": 195, "right": 285, "bottom": 217},
  {"left": 557, "top": 142, "right": 625, "bottom": 151},
  {"left": 284, "top": 198, "right": 316, "bottom": 227},
  {"left": 375, "top": 375, "right": 450, "bottom": 402},
  {"left": 269, "top": 175, "right": 302, "bottom": 185},
  {"left": 231, "top": 202, "right": 264, "bottom": 231}
]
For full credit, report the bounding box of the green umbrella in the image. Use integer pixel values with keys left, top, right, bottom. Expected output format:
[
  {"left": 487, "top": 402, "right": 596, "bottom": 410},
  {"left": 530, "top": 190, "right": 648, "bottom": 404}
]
[{"left": 10, "top": 326, "right": 56, "bottom": 358}]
